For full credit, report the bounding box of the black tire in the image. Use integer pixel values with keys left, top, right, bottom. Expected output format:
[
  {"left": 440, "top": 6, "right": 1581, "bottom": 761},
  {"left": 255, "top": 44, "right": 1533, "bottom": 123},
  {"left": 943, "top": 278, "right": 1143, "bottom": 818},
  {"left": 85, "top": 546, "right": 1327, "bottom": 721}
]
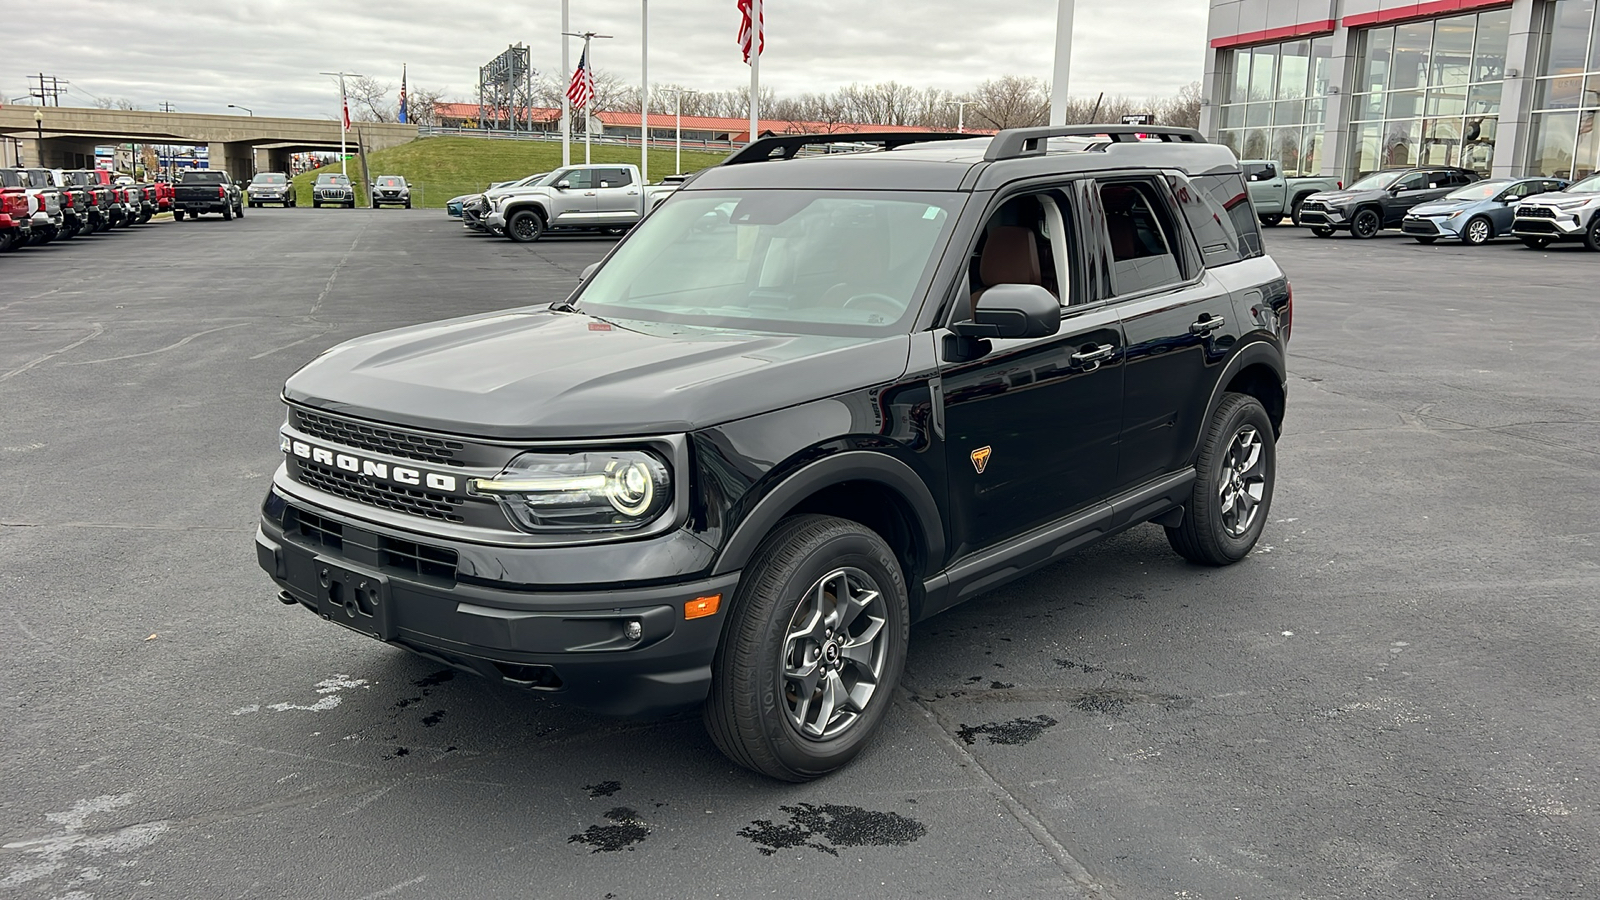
[
  {"left": 405, "top": 200, "right": 412, "bottom": 209},
  {"left": 1259, "top": 214, "right": 1283, "bottom": 227},
  {"left": 506, "top": 209, "right": 546, "bottom": 243},
  {"left": 1166, "top": 393, "right": 1276, "bottom": 567},
  {"left": 1350, "top": 208, "right": 1381, "bottom": 239},
  {"left": 235, "top": 204, "right": 244, "bottom": 218},
  {"left": 0, "top": 231, "right": 12, "bottom": 252},
  {"left": 1413, "top": 236, "right": 1438, "bottom": 245},
  {"left": 1461, "top": 216, "right": 1492, "bottom": 246},
  {"left": 705, "top": 514, "right": 909, "bottom": 782},
  {"left": 222, "top": 205, "right": 233, "bottom": 221},
  {"left": 313, "top": 201, "right": 321, "bottom": 208},
  {"left": 1585, "top": 215, "right": 1600, "bottom": 252},
  {"left": 1312, "top": 226, "right": 1334, "bottom": 238},
  {"left": 173, "top": 210, "right": 185, "bottom": 221},
  {"left": 1520, "top": 236, "right": 1550, "bottom": 250},
  {"left": 1290, "top": 195, "right": 1310, "bottom": 226},
  {"left": 58, "top": 222, "right": 75, "bottom": 241}
]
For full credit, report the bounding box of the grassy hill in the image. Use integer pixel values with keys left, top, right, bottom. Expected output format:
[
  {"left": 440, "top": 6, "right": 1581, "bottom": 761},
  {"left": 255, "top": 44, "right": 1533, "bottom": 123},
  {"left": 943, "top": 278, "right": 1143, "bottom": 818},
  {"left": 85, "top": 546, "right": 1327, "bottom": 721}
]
[{"left": 284, "top": 137, "right": 729, "bottom": 208}]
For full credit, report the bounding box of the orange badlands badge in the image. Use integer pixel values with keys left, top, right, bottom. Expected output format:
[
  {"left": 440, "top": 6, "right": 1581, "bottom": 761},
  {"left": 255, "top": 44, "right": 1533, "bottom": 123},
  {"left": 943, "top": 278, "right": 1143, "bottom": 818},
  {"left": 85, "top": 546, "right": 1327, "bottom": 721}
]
[{"left": 970, "top": 446, "right": 992, "bottom": 474}]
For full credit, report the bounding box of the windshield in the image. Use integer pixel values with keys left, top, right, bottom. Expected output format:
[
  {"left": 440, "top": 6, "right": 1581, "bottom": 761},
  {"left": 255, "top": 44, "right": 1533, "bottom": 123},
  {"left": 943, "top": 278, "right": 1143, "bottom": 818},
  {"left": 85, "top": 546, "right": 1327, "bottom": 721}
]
[
  {"left": 1443, "top": 181, "right": 1511, "bottom": 201},
  {"left": 378, "top": 177, "right": 403, "bottom": 186},
  {"left": 254, "top": 174, "right": 287, "bottom": 184},
  {"left": 574, "top": 190, "right": 962, "bottom": 336},
  {"left": 1347, "top": 171, "right": 1404, "bottom": 191},
  {"left": 315, "top": 174, "right": 350, "bottom": 185},
  {"left": 1567, "top": 174, "right": 1600, "bottom": 193}
]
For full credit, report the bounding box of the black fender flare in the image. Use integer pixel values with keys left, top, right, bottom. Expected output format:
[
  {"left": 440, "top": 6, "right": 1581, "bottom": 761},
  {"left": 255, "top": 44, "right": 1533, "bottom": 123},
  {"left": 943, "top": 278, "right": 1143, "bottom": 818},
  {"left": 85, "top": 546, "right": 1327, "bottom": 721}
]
[
  {"left": 710, "top": 451, "right": 946, "bottom": 579},
  {"left": 1186, "top": 339, "right": 1286, "bottom": 465},
  {"left": 503, "top": 201, "right": 549, "bottom": 223}
]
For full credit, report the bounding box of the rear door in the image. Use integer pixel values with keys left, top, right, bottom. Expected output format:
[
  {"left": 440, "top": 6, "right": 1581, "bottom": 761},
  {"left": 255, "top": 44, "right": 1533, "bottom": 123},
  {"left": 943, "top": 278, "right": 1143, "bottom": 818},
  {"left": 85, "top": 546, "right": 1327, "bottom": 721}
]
[
  {"left": 592, "top": 167, "right": 642, "bottom": 220},
  {"left": 1111, "top": 173, "right": 1249, "bottom": 488}
]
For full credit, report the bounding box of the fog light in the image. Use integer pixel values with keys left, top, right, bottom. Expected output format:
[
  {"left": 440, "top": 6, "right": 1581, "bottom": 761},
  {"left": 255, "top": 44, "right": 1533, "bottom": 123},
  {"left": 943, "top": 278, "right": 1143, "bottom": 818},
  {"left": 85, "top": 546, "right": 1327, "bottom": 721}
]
[{"left": 624, "top": 619, "right": 643, "bottom": 641}]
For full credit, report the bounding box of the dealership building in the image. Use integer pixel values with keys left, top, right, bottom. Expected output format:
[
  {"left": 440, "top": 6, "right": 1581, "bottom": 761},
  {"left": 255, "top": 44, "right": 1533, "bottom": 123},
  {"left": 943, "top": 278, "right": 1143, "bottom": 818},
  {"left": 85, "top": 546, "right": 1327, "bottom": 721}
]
[{"left": 1199, "top": 0, "right": 1600, "bottom": 181}]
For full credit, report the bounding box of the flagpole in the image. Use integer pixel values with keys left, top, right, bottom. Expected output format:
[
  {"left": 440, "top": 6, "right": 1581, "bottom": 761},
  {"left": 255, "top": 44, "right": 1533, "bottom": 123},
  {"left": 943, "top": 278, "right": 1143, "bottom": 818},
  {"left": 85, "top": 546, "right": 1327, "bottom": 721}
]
[
  {"left": 584, "top": 34, "right": 593, "bottom": 165},
  {"left": 321, "top": 71, "right": 363, "bottom": 177},
  {"left": 749, "top": 0, "right": 760, "bottom": 143},
  {"left": 641, "top": 0, "right": 649, "bottom": 184},
  {"left": 561, "top": 0, "right": 571, "bottom": 166},
  {"left": 1050, "top": 0, "right": 1075, "bottom": 125}
]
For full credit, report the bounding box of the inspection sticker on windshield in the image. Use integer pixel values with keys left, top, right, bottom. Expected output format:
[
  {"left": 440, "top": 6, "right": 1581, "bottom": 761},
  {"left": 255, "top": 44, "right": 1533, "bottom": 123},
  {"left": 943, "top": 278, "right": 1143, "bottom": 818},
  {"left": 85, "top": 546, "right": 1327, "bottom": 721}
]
[{"left": 923, "top": 206, "right": 942, "bottom": 220}]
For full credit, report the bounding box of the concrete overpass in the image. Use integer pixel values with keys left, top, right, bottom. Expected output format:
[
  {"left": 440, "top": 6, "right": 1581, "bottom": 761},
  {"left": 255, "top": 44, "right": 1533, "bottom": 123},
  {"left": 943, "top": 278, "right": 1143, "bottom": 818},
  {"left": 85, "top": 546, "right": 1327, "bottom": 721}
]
[{"left": 0, "top": 106, "right": 418, "bottom": 178}]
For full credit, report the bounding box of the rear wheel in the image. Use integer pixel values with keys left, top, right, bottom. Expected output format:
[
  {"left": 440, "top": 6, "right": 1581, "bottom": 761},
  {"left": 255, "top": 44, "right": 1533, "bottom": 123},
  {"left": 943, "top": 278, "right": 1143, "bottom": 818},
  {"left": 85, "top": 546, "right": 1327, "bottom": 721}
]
[
  {"left": 1166, "top": 393, "right": 1276, "bottom": 567},
  {"left": 1520, "top": 236, "right": 1550, "bottom": 249},
  {"left": 705, "top": 515, "right": 908, "bottom": 782},
  {"left": 1350, "top": 208, "right": 1381, "bottom": 239},
  {"left": 235, "top": 203, "right": 244, "bottom": 218},
  {"left": 174, "top": 210, "right": 185, "bottom": 221},
  {"left": 1461, "top": 216, "right": 1492, "bottom": 246},
  {"left": 506, "top": 209, "right": 546, "bottom": 243},
  {"left": 222, "top": 205, "right": 233, "bottom": 220}
]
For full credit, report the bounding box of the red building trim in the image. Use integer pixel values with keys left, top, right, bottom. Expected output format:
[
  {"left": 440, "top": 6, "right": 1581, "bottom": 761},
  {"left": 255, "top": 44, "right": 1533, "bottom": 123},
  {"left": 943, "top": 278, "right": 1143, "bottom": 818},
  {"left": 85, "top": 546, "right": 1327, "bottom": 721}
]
[
  {"left": 1211, "top": 19, "right": 1336, "bottom": 49},
  {"left": 1342, "top": 0, "right": 1511, "bottom": 29}
]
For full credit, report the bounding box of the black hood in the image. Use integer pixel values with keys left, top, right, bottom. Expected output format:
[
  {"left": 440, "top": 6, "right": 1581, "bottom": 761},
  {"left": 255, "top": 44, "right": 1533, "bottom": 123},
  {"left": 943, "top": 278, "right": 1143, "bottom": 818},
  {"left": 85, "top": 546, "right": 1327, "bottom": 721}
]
[{"left": 283, "top": 308, "right": 911, "bottom": 439}]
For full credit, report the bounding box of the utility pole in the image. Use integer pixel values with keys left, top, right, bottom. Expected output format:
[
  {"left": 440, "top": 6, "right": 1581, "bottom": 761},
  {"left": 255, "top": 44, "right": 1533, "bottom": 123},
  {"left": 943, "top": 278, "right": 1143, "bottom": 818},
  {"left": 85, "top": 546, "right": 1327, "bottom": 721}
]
[
  {"left": 159, "top": 101, "right": 176, "bottom": 113},
  {"left": 28, "top": 74, "right": 67, "bottom": 107},
  {"left": 320, "top": 71, "right": 364, "bottom": 177},
  {"left": 948, "top": 99, "right": 975, "bottom": 133},
  {"left": 660, "top": 88, "right": 697, "bottom": 174},
  {"left": 1049, "top": 0, "right": 1076, "bottom": 126},
  {"left": 562, "top": 31, "right": 612, "bottom": 166}
]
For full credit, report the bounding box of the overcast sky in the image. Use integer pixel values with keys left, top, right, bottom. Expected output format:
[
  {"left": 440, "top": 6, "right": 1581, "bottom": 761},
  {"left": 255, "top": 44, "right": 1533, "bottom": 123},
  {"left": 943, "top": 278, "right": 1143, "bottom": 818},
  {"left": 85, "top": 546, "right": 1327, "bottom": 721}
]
[{"left": 6, "top": 1, "right": 1206, "bottom": 119}]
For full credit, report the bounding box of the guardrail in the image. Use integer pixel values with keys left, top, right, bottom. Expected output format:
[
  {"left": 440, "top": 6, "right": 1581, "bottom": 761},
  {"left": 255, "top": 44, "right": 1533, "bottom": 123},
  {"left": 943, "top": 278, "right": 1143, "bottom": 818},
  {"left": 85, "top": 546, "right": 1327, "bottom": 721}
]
[{"left": 416, "top": 125, "right": 742, "bottom": 154}]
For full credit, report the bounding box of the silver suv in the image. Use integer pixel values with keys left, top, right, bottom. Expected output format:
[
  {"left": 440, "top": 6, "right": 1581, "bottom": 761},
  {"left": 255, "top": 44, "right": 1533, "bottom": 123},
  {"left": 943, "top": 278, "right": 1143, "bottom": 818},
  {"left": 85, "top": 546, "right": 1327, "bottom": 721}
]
[{"left": 1511, "top": 172, "right": 1600, "bottom": 250}]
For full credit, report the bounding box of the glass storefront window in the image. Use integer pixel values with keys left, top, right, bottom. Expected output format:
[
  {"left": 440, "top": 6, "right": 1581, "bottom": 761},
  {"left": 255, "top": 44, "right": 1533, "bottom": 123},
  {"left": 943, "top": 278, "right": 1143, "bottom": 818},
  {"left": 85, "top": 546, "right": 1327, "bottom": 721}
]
[
  {"left": 1529, "top": 0, "right": 1600, "bottom": 178},
  {"left": 1216, "top": 34, "right": 1333, "bottom": 175},
  {"left": 1432, "top": 17, "right": 1475, "bottom": 86},
  {"left": 1278, "top": 40, "right": 1310, "bottom": 100},
  {"left": 1529, "top": 112, "right": 1580, "bottom": 176},
  {"left": 1392, "top": 21, "right": 1434, "bottom": 90},
  {"left": 1546, "top": 0, "right": 1596, "bottom": 77},
  {"left": 1426, "top": 85, "right": 1468, "bottom": 119},
  {"left": 1231, "top": 49, "right": 1251, "bottom": 103},
  {"left": 1361, "top": 27, "right": 1394, "bottom": 93},
  {"left": 1250, "top": 45, "right": 1279, "bottom": 102},
  {"left": 1473, "top": 9, "right": 1511, "bottom": 82}
]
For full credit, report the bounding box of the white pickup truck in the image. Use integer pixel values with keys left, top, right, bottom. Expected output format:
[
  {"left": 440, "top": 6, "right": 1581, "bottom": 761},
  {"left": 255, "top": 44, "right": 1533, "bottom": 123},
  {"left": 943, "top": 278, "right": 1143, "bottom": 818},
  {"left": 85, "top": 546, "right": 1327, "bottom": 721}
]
[
  {"left": 484, "top": 164, "right": 679, "bottom": 242},
  {"left": 1240, "top": 159, "right": 1342, "bottom": 226}
]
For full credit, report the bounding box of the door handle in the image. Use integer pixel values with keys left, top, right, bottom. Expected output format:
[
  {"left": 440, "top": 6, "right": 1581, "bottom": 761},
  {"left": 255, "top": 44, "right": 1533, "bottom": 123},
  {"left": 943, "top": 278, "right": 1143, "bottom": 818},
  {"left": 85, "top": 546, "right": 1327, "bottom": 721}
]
[
  {"left": 627, "top": 191, "right": 639, "bottom": 195},
  {"left": 1070, "top": 344, "right": 1116, "bottom": 366},
  {"left": 1189, "top": 315, "right": 1225, "bottom": 335},
  {"left": 584, "top": 191, "right": 597, "bottom": 196}
]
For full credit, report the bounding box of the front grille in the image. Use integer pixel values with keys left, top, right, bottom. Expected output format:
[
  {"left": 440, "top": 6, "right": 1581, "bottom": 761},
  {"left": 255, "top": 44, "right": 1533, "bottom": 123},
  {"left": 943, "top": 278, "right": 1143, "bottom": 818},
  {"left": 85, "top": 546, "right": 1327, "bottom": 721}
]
[
  {"left": 1518, "top": 206, "right": 1557, "bottom": 219},
  {"left": 293, "top": 409, "right": 466, "bottom": 466},
  {"left": 1300, "top": 201, "right": 1328, "bottom": 212},
  {"left": 288, "top": 506, "right": 344, "bottom": 551},
  {"left": 295, "top": 459, "right": 466, "bottom": 523},
  {"left": 1402, "top": 219, "right": 1439, "bottom": 235},
  {"left": 380, "top": 536, "right": 458, "bottom": 580},
  {"left": 1299, "top": 212, "right": 1331, "bottom": 224},
  {"left": 1514, "top": 220, "right": 1559, "bottom": 234}
]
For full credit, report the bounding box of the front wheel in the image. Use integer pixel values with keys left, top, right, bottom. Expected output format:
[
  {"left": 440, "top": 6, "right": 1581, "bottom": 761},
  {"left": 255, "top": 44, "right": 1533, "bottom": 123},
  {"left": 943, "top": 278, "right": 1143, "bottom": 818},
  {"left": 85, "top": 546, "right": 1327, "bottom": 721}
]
[
  {"left": 705, "top": 515, "right": 909, "bottom": 782},
  {"left": 1520, "top": 236, "right": 1551, "bottom": 250},
  {"left": 1166, "top": 393, "right": 1276, "bottom": 567},
  {"left": 1585, "top": 216, "right": 1600, "bottom": 252},
  {"left": 1461, "top": 216, "right": 1492, "bottom": 246},
  {"left": 1259, "top": 214, "right": 1283, "bottom": 227},
  {"left": 1349, "top": 208, "right": 1381, "bottom": 239},
  {"left": 1312, "top": 226, "right": 1334, "bottom": 238},
  {"left": 1413, "top": 236, "right": 1438, "bottom": 245},
  {"left": 174, "top": 210, "right": 185, "bottom": 221},
  {"left": 235, "top": 204, "right": 244, "bottom": 218},
  {"left": 506, "top": 209, "right": 545, "bottom": 242}
]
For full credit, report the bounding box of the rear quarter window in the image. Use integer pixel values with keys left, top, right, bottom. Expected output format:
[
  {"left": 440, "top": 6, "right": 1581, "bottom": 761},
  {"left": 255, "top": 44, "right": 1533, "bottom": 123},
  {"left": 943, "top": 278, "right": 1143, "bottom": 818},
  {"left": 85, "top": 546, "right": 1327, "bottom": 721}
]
[{"left": 1167, "top": 172, "right": 1263, "bottom": 266}]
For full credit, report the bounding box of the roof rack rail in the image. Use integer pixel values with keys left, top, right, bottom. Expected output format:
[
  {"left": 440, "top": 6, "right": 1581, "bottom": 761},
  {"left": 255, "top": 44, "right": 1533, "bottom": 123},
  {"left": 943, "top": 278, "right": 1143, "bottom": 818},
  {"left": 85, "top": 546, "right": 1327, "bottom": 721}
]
[
  {"left": 983, "top": 125, "right": 1206, "bottom": 161},
  {"left": 722, "top": 131, "right": 979, "bottom": 166}
]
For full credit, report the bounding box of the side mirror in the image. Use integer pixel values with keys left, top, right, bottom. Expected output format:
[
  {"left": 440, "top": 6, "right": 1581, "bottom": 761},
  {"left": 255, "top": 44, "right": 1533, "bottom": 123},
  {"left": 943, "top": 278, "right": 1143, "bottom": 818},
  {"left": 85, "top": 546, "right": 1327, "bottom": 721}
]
[
  {"left": 579, "top": 262, "right": 600, "bottom": 282},
  {"left": 953, "top": 284, "right": 1061, "bottom": 340},
  {"left": 555, "top": 180, "right": 571, "bottom": 190}
]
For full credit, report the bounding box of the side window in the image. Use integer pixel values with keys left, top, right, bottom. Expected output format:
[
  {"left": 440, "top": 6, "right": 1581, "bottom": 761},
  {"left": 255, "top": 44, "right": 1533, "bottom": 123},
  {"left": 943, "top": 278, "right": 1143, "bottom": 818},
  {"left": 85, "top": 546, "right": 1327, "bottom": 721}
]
[
  {"left": 558, "top": 169, "right": 593, "bottom": 189},
  {"left": 961, "top": 190, "right": 1076, "bottom": 320},
  {"left": 1168, "top": 172, "right": 1263, "bottom": 265},
  {"left": 598, "top": 167, "right": 634, "bottom": 188},
  {"left": 1394, "top": 173, "right": 1427, "bottom": 192},
  {"left": 1244, "top": 163, "right": 1276, "bottom": 181},
  {"left": 1099, "top": 180, "right": 1185, "bottom": 295}
]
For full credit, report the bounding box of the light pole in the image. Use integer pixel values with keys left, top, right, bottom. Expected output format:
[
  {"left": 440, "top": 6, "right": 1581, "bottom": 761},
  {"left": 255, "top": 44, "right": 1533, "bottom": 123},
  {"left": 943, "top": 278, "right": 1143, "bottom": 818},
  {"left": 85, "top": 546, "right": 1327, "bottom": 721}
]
[
  {"left": 34, "top": 108, "right": 43, "bottom": 167},
  {"left": 641, "top": 0, "right": 649, "bottom": 184},
  {"left": 659, "top": 88, "right": 698, "bottom": 174},
  {"left": 561, "top": 31, "right": 612, "bottom": 165},
  {"left": 319, "top": 71, "right": 363, "bottom": 177},
  {"left": 228, "top": 104, "right": 254, "bottom": 116},
  {"left": 948, "top": 99, "right": 974, "bottom": 133}
]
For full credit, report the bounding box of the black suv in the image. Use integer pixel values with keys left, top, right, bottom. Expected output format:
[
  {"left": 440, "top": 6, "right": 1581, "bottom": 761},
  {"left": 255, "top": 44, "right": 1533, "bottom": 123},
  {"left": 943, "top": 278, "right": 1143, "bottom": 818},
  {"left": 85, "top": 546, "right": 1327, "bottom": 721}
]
[
  {"left": 255, "top": 126, "right": 1292, "bottom": 781},
  {"left": 1298, "top": 166, "right": 1479, "bottom": 238}
]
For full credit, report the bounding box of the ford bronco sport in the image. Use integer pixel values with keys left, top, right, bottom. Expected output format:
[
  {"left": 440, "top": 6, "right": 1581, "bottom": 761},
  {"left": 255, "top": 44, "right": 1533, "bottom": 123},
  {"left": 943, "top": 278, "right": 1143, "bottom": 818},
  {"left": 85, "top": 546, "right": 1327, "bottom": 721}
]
[{"left": 256, "top": 126, "right": 1292, "bottom": 781}]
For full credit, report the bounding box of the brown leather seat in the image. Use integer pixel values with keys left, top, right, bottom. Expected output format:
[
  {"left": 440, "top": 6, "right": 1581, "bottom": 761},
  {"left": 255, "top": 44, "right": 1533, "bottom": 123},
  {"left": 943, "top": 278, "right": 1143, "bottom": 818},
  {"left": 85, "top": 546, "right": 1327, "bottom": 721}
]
[{"left": 971, "top": 225, "right": 1045, "bottom": 315}]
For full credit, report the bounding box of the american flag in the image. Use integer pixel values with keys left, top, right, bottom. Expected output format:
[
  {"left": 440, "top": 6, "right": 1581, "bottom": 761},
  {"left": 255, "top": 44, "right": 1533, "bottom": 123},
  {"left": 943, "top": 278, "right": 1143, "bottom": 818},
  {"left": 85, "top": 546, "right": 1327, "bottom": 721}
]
[
  {"left": 567, "top": 49, "right": 595, "bottom": 110},
  {"left": 341, "top": 96, "right": 351, "bottom": 131},
  {"left": 737, "top": 0, "right": 764, "bottom": 64}
]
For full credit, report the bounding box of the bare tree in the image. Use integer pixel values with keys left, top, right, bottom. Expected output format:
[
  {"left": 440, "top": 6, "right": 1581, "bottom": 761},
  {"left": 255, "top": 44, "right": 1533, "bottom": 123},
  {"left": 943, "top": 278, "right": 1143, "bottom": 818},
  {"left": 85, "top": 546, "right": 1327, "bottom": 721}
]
[
  {"left": 405, "top": 86, "right": 445, "bottom": 126},
  {"left": 347, "top": 75, "right": 395, "bottom": 123},
  {"left": 971, "top": 75, "right": 1050, "bottom": 130}
]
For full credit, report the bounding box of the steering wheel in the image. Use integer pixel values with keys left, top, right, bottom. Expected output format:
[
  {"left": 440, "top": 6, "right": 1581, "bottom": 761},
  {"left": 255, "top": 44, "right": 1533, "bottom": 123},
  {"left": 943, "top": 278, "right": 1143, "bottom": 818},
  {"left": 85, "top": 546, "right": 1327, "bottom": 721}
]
[{"left": 842, "top": 293, "right": 902, "bottom": 316}]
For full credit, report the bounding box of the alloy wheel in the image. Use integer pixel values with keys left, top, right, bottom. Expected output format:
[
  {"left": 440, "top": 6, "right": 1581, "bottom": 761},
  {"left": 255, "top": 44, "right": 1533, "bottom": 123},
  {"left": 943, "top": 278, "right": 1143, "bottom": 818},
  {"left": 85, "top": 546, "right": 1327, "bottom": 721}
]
[
  {"left": 1465, "top": 218, "right": 1491, "bottom": 245},
  {"left": 1219, "top": 425, "right": 1267, "bottom": 538},
  {"left": 781, "top": 567, "right": 888, "bottom": 741}
]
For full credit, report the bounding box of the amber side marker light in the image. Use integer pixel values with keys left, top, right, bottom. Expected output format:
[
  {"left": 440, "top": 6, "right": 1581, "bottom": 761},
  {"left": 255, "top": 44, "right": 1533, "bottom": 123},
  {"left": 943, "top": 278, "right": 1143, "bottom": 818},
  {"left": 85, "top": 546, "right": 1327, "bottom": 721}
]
[{"left": 685, "top": 594, "right": 722, "bottom": 620}]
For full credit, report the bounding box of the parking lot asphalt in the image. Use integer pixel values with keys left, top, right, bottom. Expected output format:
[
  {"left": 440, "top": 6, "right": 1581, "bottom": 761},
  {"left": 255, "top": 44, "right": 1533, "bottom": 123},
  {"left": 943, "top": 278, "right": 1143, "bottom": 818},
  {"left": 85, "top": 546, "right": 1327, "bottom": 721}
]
[{"left": 2, "top": 210, "right": 1597, "bottom": 899}]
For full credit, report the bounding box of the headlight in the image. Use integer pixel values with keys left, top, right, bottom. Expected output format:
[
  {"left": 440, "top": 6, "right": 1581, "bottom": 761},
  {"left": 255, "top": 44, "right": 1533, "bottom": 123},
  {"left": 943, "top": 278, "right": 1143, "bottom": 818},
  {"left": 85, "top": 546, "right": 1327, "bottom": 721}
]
[
  {"left": 469, "top": 450, "right": 671, "bottom": 532},
  {"left": 1555, "top": 199, "right": 1591, "bottom": 210}
]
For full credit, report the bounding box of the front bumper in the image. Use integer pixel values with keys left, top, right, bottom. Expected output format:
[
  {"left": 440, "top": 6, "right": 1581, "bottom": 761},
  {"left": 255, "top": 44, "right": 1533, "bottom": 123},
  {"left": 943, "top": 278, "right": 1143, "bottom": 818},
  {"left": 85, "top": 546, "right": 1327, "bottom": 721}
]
[
  {"left": 484, "top": 210, "right": 506, "bottom": 229},
  {"left": 1512, "top": 208, "right": 1587, "bottom": 238},
  {"left": 1401, "top": 215, "right": 1459, "bottom": 237},
  {"left": 256, "top": 486, "right": 735, "bottom": 717},
  {"left": 1296, "top": 205, "right": 1350, "bottom": 229},
  {"left": 315, "top": 192, "right": 353, "bottom": 203}
]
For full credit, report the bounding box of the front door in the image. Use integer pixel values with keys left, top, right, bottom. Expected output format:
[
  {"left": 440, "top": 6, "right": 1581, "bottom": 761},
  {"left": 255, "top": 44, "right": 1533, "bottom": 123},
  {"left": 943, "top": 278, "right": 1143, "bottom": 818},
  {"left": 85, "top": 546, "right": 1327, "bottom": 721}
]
[
  {"left": 592, "top": 166, "right": 642, "bottom": 221},
  {"left": 548, "top": 168, "right": 597, "bottom": 225}
]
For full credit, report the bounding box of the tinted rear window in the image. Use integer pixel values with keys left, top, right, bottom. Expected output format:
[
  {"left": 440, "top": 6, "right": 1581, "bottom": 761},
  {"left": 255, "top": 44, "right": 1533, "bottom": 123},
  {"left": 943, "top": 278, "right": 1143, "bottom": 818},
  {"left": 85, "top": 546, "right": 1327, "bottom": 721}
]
[
  {"left": 1167, "top": 172, "right": 1263, "bottom": 266},
  {"left": 181, "top": 172, "right": 227, "bottom": 184}
]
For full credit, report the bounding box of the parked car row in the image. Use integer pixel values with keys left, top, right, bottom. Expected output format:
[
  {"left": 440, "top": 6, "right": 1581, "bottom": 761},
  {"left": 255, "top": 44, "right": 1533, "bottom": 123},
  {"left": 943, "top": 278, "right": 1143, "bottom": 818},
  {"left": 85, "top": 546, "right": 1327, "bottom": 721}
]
[
  {"left": 447, "top": 165, "right": 682, "bottom": 242},
  {"left": 243, "top": 171, "right": 415, "bottom": 210},
  {"left": 1, "top": 167, "right": 174, "bottom": 251},
  {"left": 1248, "top": 160, "right": 1600, "bottom": 250}
]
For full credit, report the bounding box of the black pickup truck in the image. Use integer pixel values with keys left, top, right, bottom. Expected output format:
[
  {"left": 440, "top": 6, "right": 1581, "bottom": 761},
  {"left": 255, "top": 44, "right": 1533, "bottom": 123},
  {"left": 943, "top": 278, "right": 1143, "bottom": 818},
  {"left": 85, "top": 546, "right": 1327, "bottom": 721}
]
[{"left": 174, "top": 170, "right": 244, "bottom": 221}]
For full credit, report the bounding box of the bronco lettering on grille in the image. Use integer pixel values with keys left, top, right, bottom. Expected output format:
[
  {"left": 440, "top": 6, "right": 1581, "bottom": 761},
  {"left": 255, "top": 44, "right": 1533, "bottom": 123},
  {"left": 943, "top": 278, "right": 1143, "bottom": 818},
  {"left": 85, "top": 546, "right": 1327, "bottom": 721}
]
[{"left": 281, "top": 434, "right": 459, "bottom": 492}]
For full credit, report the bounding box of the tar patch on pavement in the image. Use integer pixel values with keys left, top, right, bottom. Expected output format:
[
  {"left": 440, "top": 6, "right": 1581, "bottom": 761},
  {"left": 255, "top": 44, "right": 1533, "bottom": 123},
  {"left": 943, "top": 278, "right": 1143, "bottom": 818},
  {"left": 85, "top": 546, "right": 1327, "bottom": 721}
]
[
  {"left": 420, "top": 710, "right": 445, "bottom": 727},
  {"left": 956, "top": 714, "right": 1059, "bottom": 745},
  {"left": 585, "top": 780, "right": 622, "bottom": 798},
  {"left": 569, "top": 806, "right": 650, "bottom": 853},
  {"left": 414, "top": 669, "right": 455, "bottom": 688},
  {"left": 738, "top": 803, "right": 926, "bottom": 857}
]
